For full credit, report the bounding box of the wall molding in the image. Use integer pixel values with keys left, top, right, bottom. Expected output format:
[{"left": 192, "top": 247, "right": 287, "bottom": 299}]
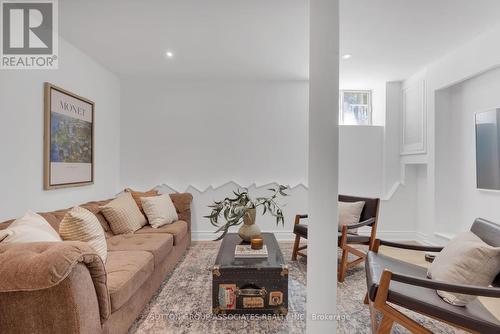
[
  {"left": 383, "top": 181, "right": 402, "bottom": 201},
  {"left": 401, "top": 78, "right": 427, "bottom": 155}
]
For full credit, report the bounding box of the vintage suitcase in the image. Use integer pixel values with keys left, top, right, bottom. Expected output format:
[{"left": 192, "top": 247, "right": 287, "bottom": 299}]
[{"left": 212, "top": 233, "right": 289, "bottom": 315}]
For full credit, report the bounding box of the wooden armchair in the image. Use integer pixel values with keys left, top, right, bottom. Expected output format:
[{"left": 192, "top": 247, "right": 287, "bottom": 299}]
[
  {"left": 291, "top": 195, "right": 380, "bottom": 282},
  {"left": 365, "top": 218, "right": 500, "bottom": 334}
]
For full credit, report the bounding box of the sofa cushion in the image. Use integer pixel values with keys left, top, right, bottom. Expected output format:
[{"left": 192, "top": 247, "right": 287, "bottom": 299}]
[
  {"left": 106, "top": 234, "right": 173, "bottom": 268},
  {"left": 105, "top": 251, "right": 154, "bottom": 312},
  {"left": 80, "top": 201, "right": 113, "bottom": 236},
  {"left": 59, "top": 207, "right": 108, "bottom": 263},
  {"left": 135, "top": 220, "right": 188, "bottom": 245},
  {"left": 141, "top": 194, "right": 178, "bottom": 228},
  {"left": 0, "top": 212, "right": 62, "bottom": 244},
  {"left": 101, "top": 193, "right": 147, "bottom": 234},
  {"left": 124, "top": 188, "right": 159, "bottom": 214}
]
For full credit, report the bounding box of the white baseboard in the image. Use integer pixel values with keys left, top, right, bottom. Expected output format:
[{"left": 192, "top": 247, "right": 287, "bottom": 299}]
[
  {"left": 415, "top": 232, "right": 451, "bottom": 246},
  {"left": 191, "top": 231, "right": 296, "bottom": 241},
  {"left": 358, "top": 228, "right": 418, "bottom": 241},
  {"left": 192, "top": 230, "right": 420, "bottom": 242}
]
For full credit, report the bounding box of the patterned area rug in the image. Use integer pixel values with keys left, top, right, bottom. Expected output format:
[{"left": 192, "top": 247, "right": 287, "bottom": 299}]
[{"left": 129, "top": 241, "right": 462, "bottom": 334}]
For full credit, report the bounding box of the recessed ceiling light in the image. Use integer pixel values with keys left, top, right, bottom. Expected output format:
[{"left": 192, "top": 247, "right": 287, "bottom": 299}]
[
  {"left": 342, "top": 54, "right": 352, "bottom": 60},
  {"left": 165, "top": 51, "right": 174, "bottom": 58}
]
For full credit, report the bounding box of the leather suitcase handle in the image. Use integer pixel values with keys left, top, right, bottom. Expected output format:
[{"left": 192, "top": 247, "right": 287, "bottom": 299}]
[{"left": 235, "top": 288, "right": 267, "bottom": 297}]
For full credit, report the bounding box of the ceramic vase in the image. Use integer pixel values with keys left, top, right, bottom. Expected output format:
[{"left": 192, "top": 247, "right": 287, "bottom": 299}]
[{"left": 238, "top": 208, "right": 261, "bottom": 242}]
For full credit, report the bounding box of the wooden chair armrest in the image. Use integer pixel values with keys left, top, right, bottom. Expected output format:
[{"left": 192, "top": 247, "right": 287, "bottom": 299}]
[{"left": 342, "top": 217, "right": 375, "bottom": 230}]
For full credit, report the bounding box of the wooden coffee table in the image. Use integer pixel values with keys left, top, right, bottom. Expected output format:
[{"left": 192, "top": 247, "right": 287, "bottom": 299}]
[{"left": 212, "top": 233, "right": 289, "bottom": 315}]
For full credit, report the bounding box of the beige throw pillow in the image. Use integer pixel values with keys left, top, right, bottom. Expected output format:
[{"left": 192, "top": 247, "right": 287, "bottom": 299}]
[
  {"left": 59, "top": 207, "right": 108, "bottom": 263},
  {"left": 124, "top": 188, "right": 159, "bottom": 214},
  {"left": 0, "top": 212, "right": 62, "bottom": 244},
  {"left": 428, "top": 232, "right": 500, "bottom": 306},
  {"left": 141, "top": 194, "right": 179, "bottom": 228},
  {"left": 338, "top": 201, "right": 365, "bottom": 234},
  {"left": 101, "top": 193, "right": 147, "bottom": 234}
]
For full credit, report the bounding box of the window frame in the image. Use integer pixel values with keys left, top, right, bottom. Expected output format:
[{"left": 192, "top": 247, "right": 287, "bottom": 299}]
[{"left": 339, "top": 89, "right": 373, "bottom": 126}]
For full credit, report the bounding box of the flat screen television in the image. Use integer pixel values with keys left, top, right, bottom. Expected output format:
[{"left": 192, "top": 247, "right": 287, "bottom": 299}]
[{"left": 476, "top": 108, "right": 500, "bottom": 191}]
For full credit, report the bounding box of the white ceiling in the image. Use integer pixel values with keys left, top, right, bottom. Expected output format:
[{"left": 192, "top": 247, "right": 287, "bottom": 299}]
[
  {"left": 340, "top": 0, "right": 500, "bottom": 86},
  {"left": 59, "top": 0, "right": 500, "bottom": 81},
  {"left": 59, "top": 0, "right": 308, "bottom": 80}
]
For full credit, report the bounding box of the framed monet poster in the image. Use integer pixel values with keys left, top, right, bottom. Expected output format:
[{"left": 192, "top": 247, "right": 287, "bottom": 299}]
[{"left": 44, "top": 83, "right": 94, "bottom": 190}]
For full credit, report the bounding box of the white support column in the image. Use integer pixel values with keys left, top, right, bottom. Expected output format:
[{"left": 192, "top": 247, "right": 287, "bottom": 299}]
[{"left": 307, "top": 0, "right": 339, "bottom": 333}]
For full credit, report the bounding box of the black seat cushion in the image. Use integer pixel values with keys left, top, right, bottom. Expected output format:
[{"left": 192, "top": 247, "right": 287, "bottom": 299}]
[
  {"left": 293, "top": 223, "right": 308, "bottom": 238},
  {"left": 294, "top": 224, "right": 370, "bottom": 246},
  {"left": 365, "top": 251, "right": 500, "bottom": 334}
]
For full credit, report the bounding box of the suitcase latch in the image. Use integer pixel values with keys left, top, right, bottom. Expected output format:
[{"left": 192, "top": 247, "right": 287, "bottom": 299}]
[
  {"left": 281, "top": 264, "right": 289, "bottom": 277},
  {"left": 212, "top": 265, "right": 221, "bottom": 277}
]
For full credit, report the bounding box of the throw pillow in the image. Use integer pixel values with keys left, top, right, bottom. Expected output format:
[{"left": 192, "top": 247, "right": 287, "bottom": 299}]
[
  {"left": 124, "top": 188, "right": 159, "bottom": 214},
  {"left": 427, "top": 231, "right": 500, "bottom": 306},
  {"left": 338, "top": 201, "right": 365, "bottom": 234},
  {"left": 141, "top": 194, "right": 179, "bottom": 228},
  {"left": 59, "top": 206, "right": 108, "bottom": 263},
  {"left": 101, "top": 192, "right": 147, "bottom": 234},
  {"left": 0, "top": 212, "right": 62, "bottom": 244}
]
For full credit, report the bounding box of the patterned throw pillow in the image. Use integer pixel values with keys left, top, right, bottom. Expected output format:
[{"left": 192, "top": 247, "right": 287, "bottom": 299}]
[
  {"left": 59, "top": 206, "right": 108, "bottom": 263},
  {"left": 141, "top": 194, "right": 179, "bottom": 228},
  {"left": 101, "top": 192, "right": 147, "bottom": 234},
  {"left": 124, "top": 188, "right": 159, "bottom": 214}
]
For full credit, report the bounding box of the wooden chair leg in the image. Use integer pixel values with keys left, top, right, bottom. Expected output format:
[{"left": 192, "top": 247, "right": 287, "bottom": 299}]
[
  {"left": 382, "top": 305, "right": 432, "bottom": 334},
  {"left": 376, "top": 314, "right": 394, "bottom": 334},
  {"left": 338, "top": 248, "right": 349, "bottom": 282},
  {"left": 364, "top": 293, "right": 369, "bottom": 305},
  {"left": 292, "top": 234, "right": 301, "bottom": 260},
  {"left": 368, "top": 302, "right": 378, "bottom": 333}
]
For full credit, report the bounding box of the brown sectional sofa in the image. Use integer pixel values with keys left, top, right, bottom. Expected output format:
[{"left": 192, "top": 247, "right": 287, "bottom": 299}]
[{"left": 0, "top": 192, "right": 193, "bottom": 334}]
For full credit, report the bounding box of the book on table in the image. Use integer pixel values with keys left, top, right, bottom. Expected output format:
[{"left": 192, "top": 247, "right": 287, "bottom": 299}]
[{"left": 234, "top": 245, "right": 268, "bottom": 258}]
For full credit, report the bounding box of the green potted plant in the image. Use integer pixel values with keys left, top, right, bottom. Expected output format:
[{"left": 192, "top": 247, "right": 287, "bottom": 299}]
[{"left": 205, "top": 185, "right": 289, "bottom": 241}]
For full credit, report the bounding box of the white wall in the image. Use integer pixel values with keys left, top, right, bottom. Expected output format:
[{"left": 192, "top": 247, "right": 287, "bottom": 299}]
[
  {"left": 0, "top": 38, "right": 121, "bottom": 222},
  {"left": 120, "top": 79, "right": 309, "bottom": 190},
  {"left": 436, "top": 67, "right": 500, "bottom": 234},
  {"left": 120, "top": 79, "right": 309, "bottom": 239},
  {"left": 120, "top": 78, "right": 393, "bottom": 239},
  {"left": 403, "top": 25, "right": 500, "bottom": 243},
  {"left": 339, "top": 125, "right": 383, "bottom": 197}
]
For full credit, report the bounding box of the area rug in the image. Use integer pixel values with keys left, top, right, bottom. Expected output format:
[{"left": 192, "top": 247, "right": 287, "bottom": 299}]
[{"left": 129, "top": 241, "right": 463, "bottom": 334}]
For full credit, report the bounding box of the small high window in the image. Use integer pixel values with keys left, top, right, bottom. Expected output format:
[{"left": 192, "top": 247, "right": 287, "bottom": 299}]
[{"left": 339, "top": 90, "right": 372, "bottom": 125}]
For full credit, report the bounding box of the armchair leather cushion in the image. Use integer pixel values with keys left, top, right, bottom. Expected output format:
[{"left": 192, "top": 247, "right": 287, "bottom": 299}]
[
  {"left": 428, "top": 232, "right": 500, "bottom": 306},
  {"left": 293, "top": 223, "right": 308, "bottom": 238},
  {"left": 366, "top": 251, "right": 500, "bottom": 333}
]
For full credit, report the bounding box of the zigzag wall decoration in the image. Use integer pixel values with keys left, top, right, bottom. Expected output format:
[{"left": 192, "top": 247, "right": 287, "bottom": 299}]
[
  {"left": 153, "top": 181, "right": 309, "bottom": 241},
  {"left": 153, "top": 181, "right": 309, "bottom": 194}
]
